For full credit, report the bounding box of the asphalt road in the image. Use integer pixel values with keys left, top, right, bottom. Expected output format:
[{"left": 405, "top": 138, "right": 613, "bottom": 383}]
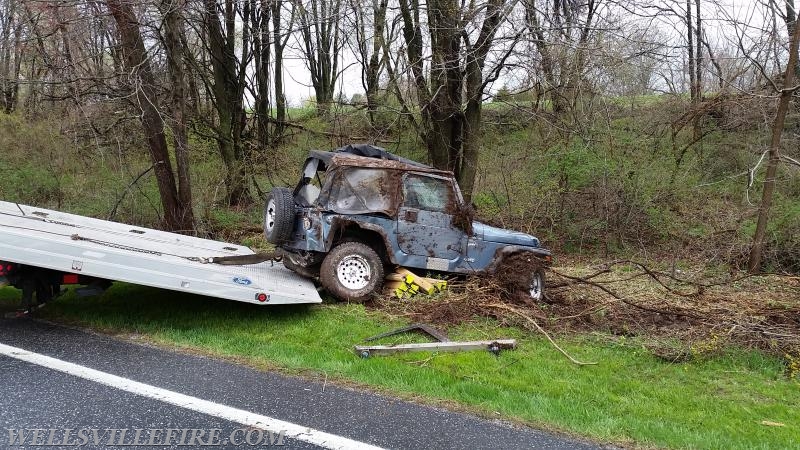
[{"left": 0, "top": 318, "right": 602, "bottom": 449}]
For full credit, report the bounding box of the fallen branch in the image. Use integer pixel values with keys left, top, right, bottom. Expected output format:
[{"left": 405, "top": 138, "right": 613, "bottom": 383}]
[
  {"left": 483, "top": 303, "right": 598, "bottom": 366},
  {"left": 589, "top": 260, "right": 752, "bottom": 295},
  {"left": 549, "top": 268, "right": 703, "bottom": 320}
]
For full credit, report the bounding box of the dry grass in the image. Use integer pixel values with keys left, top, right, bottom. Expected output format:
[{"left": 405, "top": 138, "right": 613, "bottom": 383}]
[{"left": 370, "top": 259, "right": 800, "bottom": 366}]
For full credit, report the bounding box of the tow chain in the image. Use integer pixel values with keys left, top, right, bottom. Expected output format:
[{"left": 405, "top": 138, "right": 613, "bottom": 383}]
[
  {"left": 70, "top": 234, "right": 281, "bottom": 266},
  {"left": 71, "top": 234, "right": 163, "bottom": 256}
]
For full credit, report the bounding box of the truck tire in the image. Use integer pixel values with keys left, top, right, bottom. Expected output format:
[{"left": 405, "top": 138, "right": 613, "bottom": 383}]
[
  {"left": 264, "top": 187, "right": 294, "bottom": 244},
  {"left": 529, "top": 268, "right": 545, "bottom": 301},
  {"left": 320, "top": 242, "right": 384, "bottom": 302}
]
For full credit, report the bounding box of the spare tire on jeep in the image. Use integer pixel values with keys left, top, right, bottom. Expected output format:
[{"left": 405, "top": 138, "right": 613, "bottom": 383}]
[{"left": 264, "top": 187, "right": 294, "bottom": 244}]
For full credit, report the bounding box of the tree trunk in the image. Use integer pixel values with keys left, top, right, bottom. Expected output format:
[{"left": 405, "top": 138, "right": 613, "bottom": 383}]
[
  {"left": 398, "top": 0, "right": 505, "bottom": 201},
  {"left": 460, "top": 63, "right": 482, "bottom": 204},
  {"left": 0, "top": 0, "right": 20, "bottom": 113},
  {"left": 458, "top": 0, "right": 503, "bottom": 202},
  {"left": 272, "top": 0, "right": 288, "bottom": 137},
  {"left": 748, "top": 13, "right": 800, "bottom": 272},
  {"left": 365, "top": 0, "right": 388, "bottom": 127},
  {"left": 203, "top": 0, "right": 251, "bottom": 205},
  {"left": 298, "top": 0, "right": 340, "bottom": 116},
  {"left": 693, "top": 0, "right": 702, "bottom": 141},
  {"left": 686, "top": 0, "right": 696, "bottom": 102},
  {"left": 695, "top": 0, "right": 702, "bottom": 99},
  {"left": 254, "top": 0, "right": 271, "bottom": 146},
  {"left": 106, "top": 0, "right": 188, "bottom": 231},
  {"left": 787, "top": 0, "right": 799, "bottom": 78},
  {"left": 161, "top": 0, "right": 194, "bottom": 231}
]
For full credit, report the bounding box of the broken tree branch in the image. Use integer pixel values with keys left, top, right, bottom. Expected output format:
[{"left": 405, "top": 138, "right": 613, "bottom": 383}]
[{"left": 483, "top": 303, "right": 598, "bottom": 366}]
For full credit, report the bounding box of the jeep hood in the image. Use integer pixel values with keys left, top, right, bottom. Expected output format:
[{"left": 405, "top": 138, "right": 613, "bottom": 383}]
[{"left": 473, "top": 222, "right": 540, "bottom": 247}]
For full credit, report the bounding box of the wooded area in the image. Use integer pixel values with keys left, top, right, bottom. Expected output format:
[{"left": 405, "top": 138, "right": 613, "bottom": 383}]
[{"left": 0, "top": 0, "right": 798, "bottom": 273}]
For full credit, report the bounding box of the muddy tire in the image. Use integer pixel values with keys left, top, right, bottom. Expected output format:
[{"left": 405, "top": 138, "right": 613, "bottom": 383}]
[
  {"left": 320, "top": 242, "right": 384, "bottom": 302},
  {"left": 529, "top": 268, "right": 545, "bottom": 301},
  {"left": 264, "top": 187, "right": 294, "bottom": 244}
]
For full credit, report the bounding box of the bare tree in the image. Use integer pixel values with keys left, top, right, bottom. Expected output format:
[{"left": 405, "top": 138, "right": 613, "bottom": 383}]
[
  {"left": 785, "top": 0, "right": 799, "bottom": 77},
  {"left": 686, "top": 0, "right": 697, "bottom": 102},
  {"left": 252, "top": 0, "right": 272, "bottom": 145},
  {"left": 296, "top": 0, "right": 343, "bottom": 115},
  {"left": 748, "top": 5, "right": 800, "bottom": 272},
  {"left": 272, "top": 0, "right": 295, "bottom": 136},
  {"left": 201, "top": 0, "right": 252, "bottom": 205},
  {"left": 398, "top": 0, "right": 514, "bottom": 200},
  {"left": 105, "top": 0, "right": 193, "bottom": 231},
  {"left": 0, "top": 0, "right": 23, "bottom": 113},
  {"left": 160, "top": 0, "right": 195, "bottom": 227},
  {"left": 524, "top": 0, "right": 600, "bottom": 120},
  {"left": 345, "top": 0, "right": 388, "bottom": 126}
]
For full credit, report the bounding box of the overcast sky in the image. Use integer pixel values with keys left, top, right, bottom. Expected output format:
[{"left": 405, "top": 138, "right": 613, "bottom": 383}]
[{"left": 274, "top": 0, "right": 779, "bottom": 106}]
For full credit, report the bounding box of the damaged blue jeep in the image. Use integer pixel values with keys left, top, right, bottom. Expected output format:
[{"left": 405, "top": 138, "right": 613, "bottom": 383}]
[{"left": 264, "top": 145, "right": 551, "bottom": 302}]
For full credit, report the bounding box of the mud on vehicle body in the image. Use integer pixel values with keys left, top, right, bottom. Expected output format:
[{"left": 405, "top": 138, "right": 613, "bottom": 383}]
[{"left": 264, "top": 144, "right": 552, "bottom": 302}]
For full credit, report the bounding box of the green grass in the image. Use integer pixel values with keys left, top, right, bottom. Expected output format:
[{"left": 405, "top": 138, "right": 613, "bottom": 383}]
[{"left": 1, "top": 285, "right": 797, "bottom": 449}]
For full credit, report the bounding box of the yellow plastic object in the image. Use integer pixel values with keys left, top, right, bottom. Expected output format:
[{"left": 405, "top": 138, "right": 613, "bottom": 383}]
[{"left": 397, "top": 268, "right": 435, "bottom": 294}]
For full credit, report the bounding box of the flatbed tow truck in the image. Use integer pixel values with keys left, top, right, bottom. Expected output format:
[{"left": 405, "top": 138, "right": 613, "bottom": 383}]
[{"left": 0, "top": 200, "right": 322, "bottom": 314}]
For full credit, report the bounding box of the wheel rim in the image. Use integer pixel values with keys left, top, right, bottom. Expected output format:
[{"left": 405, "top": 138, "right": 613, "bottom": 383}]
[
  {"left": 336, "top": 255, "right": 372, "bottom": 290},
  {"left": 529, "top": 272, "right": 543, "bottom": 301},
  {"left": 265, "top": 199, "right": 276, "bottom": 234}
]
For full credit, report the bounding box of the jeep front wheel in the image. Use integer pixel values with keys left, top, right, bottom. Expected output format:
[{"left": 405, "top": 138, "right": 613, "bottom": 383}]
[
  {"left": 529, "top": 269, "right": 545, "bottom": 301},
  {"left": 264, "top": 187, "right": 294, "bottom": 244},
  {"left": 320, "top": 242, "right": 384, "bottom": 302}
]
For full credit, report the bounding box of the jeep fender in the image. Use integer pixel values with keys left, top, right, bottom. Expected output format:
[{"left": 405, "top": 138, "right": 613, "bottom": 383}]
[{"left": 324, "top": 217, "right": 397, "bottom": 265}]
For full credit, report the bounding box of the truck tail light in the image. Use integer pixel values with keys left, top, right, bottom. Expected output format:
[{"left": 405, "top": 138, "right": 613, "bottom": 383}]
[
  {"left": 62, "top": 274, "right": 80, "bottom": 284},
  {"left": 0, "top": 262, "right": 17, "bottom": 276}
]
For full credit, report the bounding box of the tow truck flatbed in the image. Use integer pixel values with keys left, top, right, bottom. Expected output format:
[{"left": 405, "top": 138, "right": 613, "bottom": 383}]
[{"left": 0, "top": 201, "right": 322, "bottom": 305}]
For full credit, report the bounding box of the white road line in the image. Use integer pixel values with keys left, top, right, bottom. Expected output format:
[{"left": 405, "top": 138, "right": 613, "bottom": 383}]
[{"left": 0, "top": 342, "right": 384, "bottom": 450}]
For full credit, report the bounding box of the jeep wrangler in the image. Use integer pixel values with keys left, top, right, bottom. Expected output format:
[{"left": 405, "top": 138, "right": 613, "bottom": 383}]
[{"left": 264, "top": 144, "right": 552, "bottom": 302}]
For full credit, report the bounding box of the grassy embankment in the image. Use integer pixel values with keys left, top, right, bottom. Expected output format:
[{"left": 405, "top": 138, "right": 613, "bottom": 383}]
[
  {"left": 1, "top": 98, "right": 798, "bottom": 448},
  {"left": 1, "top": 286, "right": 797, "bottom": 449}
]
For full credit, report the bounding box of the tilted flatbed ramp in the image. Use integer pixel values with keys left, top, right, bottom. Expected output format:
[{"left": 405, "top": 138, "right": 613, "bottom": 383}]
[{"left": 0, "top": 201, "right": 322, "bottom": 305}]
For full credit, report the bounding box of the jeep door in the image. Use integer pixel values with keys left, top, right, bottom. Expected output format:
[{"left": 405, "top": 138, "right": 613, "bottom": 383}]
[{"left": 396, "top": 173, "right": 465, "bottom": 262}]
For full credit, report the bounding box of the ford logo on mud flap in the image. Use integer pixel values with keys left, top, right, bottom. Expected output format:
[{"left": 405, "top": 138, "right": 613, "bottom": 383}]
[{"left": 232, "top": 276, "right": 252, "bottom": 286}]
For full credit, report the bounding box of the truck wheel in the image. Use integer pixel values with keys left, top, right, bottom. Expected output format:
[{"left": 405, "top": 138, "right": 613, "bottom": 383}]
[
  {"left": 320, "top": 242, "right": 384, "bottom": 302},
  {"left": 529, "top": 269, "right": 545, "bottom": 301},
  {"left": 264, "top": 187, "right": 294, "bottom": 244}
]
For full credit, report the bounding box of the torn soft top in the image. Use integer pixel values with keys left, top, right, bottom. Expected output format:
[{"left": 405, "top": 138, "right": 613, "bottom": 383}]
[
  {"left": 307, "top": 146, "right": 450, "bottom": 177},
  {"left": 333, "top": 144, "right": 431, "bottom": 168},
  {"left": 308, "top": 144, "right": 431, "bottom": 169}
]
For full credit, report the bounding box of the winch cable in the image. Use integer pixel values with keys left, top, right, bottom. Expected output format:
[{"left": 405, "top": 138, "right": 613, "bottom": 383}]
[{"left": 68, "top": 235, "right": 281, "bottom": 265}]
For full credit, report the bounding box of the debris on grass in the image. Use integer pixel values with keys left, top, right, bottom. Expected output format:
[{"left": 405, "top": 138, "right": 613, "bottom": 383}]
[
  {"left": 371, "top": 259, "right": 800, "bottom": 363},
  {"left": 353, "top": 323, "right": 516, "bottom": 359}
]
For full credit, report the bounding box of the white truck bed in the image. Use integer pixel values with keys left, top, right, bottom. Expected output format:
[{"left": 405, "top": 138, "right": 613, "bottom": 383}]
[{"left": 0, "top": 201, "right": 322, "bottom": 305}]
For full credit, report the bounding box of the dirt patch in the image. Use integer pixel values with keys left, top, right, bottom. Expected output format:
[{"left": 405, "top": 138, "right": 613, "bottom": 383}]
[{"left": 370, "top": 260, "right": 800, "bottom": 363}]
